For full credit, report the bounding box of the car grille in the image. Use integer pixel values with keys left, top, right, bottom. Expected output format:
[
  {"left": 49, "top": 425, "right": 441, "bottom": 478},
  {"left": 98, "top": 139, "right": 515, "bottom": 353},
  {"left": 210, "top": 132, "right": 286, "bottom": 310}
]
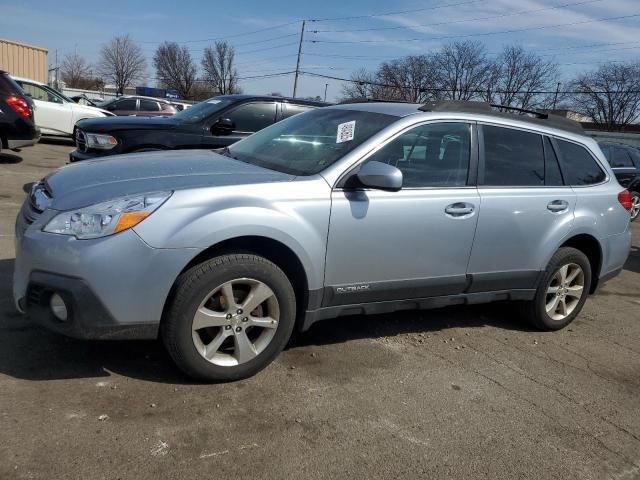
[
  {"left": 75, "top": 128, "right": 87, "bottom": 152},
  {"left": 20, "top": 181, "right": 52, "bottom": 228}
]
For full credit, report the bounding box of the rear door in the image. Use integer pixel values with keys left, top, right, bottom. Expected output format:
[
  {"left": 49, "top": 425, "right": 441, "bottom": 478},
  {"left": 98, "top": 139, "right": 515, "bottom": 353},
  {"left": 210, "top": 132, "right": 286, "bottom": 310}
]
[
  {"left": 467, "top": 125, "right": 576, "bottom": 291},
  {"left": 324, "top": 121, "right": 480, "bottom": 306}
]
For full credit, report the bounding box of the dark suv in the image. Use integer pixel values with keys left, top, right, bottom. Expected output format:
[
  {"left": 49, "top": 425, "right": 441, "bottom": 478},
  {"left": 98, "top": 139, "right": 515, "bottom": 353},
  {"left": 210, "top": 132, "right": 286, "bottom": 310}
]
[
  {"left": 0, "top": 71, "right": 39, "bottom": 153},
  {"left": 99, "top": 96, "right": 178, "bottom": 117},
  {"left": 599, "top": 141, "right": 640, "bottom": 221},
  {"left": 70, "top": 95, "right": 328, "bottom": 162}
]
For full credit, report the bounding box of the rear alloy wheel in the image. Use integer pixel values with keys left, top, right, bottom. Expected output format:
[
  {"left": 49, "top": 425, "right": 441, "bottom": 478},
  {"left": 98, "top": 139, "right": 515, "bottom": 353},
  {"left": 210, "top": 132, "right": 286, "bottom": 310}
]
[
  {"left": 162, "top": 254, "right": 296, "bottom": 382},
  {"left": 630, "top": 192, "right": 640, "bottom": 222},
  {"left": 521, "top": 247, "right": 591, "bottom": 331}
]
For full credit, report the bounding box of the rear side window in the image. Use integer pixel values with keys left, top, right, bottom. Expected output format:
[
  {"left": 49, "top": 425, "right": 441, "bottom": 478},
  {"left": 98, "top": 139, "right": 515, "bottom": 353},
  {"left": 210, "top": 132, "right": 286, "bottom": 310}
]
[
  {"left": 0, "top": 73, "right": 23, "bottom": 95},
  {"left": 555, "top": 140, "right": 606, "bottom": 185},
  {"left": 482, "top": 126, "right": 544, "bottom": 186},
  {"left": 609, "top": 146, "right": 634, "bottom": 168}
]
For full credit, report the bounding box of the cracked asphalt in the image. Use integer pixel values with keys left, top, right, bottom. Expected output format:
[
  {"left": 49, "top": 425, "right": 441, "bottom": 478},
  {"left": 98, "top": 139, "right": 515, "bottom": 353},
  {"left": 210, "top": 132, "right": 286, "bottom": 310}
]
[{"left": 1, "top": 142, "right": 639, "bottom": 480}]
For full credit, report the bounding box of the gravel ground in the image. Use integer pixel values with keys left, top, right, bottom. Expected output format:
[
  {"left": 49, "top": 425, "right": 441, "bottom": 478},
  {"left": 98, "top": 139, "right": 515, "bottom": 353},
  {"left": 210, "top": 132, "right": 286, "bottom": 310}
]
[{"left": 1, "top": 141, "right": 639, "bottom": 480}]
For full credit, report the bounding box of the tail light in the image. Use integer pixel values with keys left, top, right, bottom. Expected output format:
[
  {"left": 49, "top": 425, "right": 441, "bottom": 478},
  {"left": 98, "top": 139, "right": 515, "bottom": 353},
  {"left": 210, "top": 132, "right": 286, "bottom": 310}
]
[
  {"left": 5, "top": 95, "right": 31, "bottom": 118},
  {"left": 618, "top": 190, "right": 632, "bottom": 211}
]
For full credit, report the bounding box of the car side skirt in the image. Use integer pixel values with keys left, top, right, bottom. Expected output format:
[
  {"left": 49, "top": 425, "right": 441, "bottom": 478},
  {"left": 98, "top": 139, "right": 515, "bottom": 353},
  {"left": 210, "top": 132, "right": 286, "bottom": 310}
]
[{"left": 301, "top": 288, "right": 536, "bottom": 331}]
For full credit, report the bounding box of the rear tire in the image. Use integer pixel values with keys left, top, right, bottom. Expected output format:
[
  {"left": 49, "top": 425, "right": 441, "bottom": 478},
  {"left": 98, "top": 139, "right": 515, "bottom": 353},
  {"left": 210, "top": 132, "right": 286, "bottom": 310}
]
[
  {"left": 162, "top": 254, "right": 296, "bottom": 382},
  {"left": 630, "top": 192, "right": 640, "bottom": 222},
  {"left": 521, "top": 247, "right": 591, "bottom": 331}
]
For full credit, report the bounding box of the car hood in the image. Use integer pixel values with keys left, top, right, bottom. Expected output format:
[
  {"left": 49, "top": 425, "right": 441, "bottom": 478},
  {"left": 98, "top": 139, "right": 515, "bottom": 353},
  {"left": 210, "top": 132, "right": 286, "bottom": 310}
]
[
  {"left": 71, "top": 103, "right": 111, "bottom": 117},
  {"left": 43, "top": 150, "right": 294, "bottom": 211},
  {"left": 77, "top": 115, "right": 178, "bottom": 132}
]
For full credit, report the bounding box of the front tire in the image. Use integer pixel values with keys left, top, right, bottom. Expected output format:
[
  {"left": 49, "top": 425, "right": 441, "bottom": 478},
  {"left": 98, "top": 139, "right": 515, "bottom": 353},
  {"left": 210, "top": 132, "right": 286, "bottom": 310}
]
[
  {"left": 521, "top": 247, "right": 591, "bottom": 331},
  {"left": 162, "top": 254, "right": 296, "bottom": 382}
]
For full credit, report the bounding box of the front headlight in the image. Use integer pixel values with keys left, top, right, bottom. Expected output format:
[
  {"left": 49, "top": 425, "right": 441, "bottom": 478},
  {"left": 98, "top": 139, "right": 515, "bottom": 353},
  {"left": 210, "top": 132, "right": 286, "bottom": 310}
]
[
  {"left": 43, "top": 191, "right": 171, "bottom": 239},
  {"left": 86, "top": 133, "right": 118, "bottom": 150}
]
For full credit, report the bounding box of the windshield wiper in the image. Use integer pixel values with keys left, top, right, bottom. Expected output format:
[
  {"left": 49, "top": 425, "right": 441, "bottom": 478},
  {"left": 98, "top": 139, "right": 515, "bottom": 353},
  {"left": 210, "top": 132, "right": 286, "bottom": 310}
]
[{"left": 217, "top": 146, "right": 240, "bottom": 160}]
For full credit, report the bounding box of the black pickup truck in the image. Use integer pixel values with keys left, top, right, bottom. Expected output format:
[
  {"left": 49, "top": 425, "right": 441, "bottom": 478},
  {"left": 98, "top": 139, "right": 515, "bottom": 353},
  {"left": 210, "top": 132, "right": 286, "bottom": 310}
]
[{"left": 70, "top": 94, "right": 327, "bottom": 162}]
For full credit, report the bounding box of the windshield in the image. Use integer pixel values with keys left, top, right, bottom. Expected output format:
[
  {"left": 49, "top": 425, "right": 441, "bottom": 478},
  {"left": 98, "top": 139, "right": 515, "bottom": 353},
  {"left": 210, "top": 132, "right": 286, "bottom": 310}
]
[
  {"left": 172, "top": 96, "right": 237, "bottom": 123},
  {"left": 227, "top": 108, "right": 396, "bottom": 176}
]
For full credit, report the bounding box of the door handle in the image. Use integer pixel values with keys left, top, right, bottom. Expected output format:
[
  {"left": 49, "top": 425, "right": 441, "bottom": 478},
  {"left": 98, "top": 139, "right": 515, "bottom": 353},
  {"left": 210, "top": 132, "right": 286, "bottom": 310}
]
[
  {"left": 445, "top": 203, "right": 475, "bottom": 216},
  {"left": 547, "top": 200, "right": 569, "bottom": 212}
]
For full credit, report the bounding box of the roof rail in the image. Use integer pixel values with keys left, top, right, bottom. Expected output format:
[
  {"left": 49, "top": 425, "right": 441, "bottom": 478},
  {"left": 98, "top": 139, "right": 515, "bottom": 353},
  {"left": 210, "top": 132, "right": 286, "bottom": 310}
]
[
  {"left": 338, "top": 97, "right": 415, "bottom": 105},
  {"left": 418, "top": 100, "right": 583, "bottom": 135}
]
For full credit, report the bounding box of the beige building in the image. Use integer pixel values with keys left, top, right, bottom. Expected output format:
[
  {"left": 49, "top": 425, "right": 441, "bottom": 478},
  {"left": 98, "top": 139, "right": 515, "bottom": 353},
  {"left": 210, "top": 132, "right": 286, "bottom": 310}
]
[{"left": 0, "top": 39, "right": 48, "bottom": 83}]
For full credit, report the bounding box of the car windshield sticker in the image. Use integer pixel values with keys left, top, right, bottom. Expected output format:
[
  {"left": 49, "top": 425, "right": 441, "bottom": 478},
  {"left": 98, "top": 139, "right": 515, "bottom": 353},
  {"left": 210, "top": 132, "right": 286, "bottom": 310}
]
[{"left": 336, "top": 121, "right": 356, "bottom": 143}]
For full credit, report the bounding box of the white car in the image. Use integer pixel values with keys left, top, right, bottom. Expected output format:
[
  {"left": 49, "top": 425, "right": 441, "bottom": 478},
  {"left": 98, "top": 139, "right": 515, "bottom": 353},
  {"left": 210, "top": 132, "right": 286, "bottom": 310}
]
[{"left": 13, "top": 76, "right": 112, "bottom": 137}]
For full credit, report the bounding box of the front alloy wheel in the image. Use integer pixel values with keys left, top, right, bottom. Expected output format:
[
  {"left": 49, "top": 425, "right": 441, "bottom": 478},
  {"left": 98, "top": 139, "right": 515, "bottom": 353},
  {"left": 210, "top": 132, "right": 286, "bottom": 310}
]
[
  {"left": 192, "top": 279, "right": 280, "bottom": 366},
  {"left": 162, "top": 254, "right": 296, "bottom": 382}
]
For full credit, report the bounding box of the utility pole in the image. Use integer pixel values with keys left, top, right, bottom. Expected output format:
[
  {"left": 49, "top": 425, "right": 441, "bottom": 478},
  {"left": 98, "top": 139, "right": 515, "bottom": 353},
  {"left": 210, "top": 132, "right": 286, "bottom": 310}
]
[
  {"left": 324, "top": 83, "right": 328, "bottom": 102},
  {"left": 552, "top": 82, "right": 561, "bottom": 110},
  {"left": 292, "top": 20, "right": 305, "bottom": 98},
  {"left": 55, "top": 49, "right": 59, "bottom": 89}
]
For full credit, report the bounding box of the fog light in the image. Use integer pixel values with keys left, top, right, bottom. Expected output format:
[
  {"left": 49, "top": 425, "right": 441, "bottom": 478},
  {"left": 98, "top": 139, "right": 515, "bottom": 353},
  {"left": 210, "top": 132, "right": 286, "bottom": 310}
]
[{"left": 50, "top": 293, "right": 68, "bottom": 321}]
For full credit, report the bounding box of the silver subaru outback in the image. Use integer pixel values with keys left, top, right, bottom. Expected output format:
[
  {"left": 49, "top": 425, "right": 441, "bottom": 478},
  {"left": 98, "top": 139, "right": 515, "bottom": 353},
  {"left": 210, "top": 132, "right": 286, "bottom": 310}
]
[{"left": 13, "top": 101, "right": 632, "bottom": 381}]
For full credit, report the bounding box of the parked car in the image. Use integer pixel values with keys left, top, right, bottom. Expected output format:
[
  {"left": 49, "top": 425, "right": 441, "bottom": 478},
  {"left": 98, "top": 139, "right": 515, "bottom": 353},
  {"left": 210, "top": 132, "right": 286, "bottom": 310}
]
[
  {"left": 599, "top": 141, "right": 640, "bottom": 221},
  {"left": 0, "top": 70, "right": 40, "bottom": 152},
  {"left": 13, "top": 76, "right": 112, "bottom": 137},
  {"left": 98, "top": 96, "right": 179, "bottom": 117},
  {"left": 14, "top": 101, "right": 632, "bottom": 382},
  {"left": 69, "top": 94, "right": 328, "bottom": 162}
]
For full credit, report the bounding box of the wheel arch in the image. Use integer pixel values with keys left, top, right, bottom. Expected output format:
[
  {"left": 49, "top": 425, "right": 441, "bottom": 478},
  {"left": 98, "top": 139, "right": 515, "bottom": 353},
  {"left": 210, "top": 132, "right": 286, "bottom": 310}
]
[
  {"left": 559, "top": 233, "right": 603, "bottom": 293},
  {"left": 162, "top": 235, "right": 312, "bottom": 331}
]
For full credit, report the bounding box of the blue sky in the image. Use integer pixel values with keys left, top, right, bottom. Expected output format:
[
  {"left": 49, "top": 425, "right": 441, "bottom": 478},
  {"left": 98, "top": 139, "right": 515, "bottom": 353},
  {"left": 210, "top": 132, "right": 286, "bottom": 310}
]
[{"left": 1, "top": 0, "right": 639, "bottom": 100}]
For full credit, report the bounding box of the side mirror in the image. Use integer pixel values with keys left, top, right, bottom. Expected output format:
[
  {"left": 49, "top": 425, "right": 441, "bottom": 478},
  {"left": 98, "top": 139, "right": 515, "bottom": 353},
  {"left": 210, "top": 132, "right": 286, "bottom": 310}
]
[
  {"left": 213, "top": 117, "right": 235, "bottom": 134},
  {"left": 356, "top": 161, "right": 403, "bottom": 191}
]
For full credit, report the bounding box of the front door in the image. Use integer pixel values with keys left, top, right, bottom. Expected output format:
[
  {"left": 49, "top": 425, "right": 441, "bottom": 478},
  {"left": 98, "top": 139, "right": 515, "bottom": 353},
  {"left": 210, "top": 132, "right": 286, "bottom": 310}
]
[{"left": 324, "top": 121, "right": 480, "bottom": 306}]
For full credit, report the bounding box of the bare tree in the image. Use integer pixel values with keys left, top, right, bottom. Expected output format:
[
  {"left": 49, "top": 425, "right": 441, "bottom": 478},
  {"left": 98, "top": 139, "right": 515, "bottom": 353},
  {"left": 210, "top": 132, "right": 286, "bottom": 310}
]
[
  {"left": 484, "top": 45, "right": 560, "bottom": 109},
  {"left": 153, "top": 42, "right": 197, "bottom": 99},
  {"left": 433, "top": 41, "right": 491, "bottom": 101},
  {"left": 98, "top": 35, "right": 147, "bottom": 95},
  {"left": 60, "top": 52, "right": 98, "bottom": 89},
  {"left": 378, "top": 55, "right": 439, "bottom": 102},
  {"left": 569, "top": 62, "right": 640, "bottom": 130},
  {"left": 341, "top": 68, "right": 383, "bottom": 100},
  {"left": 201, "top": 41, "right": 240, "bottom": 95}
]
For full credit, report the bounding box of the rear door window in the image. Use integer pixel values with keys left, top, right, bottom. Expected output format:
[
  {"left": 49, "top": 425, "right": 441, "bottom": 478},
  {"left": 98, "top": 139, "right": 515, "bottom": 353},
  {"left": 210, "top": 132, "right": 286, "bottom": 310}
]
[
  {"left": 481, "top": 125, "right": 545, "bottom": 186},
  {"left": 228, "top": 102, "right": 277, "bottom": 132},
  {"left": 139, "top": 99, "right": 161, "bottom": 112},
  {"left": 555, "top": 139, "right": 606, "bottom": 185},
  {"left": 543, "top": 137, "right": 564, "bottom": 186},
  {"left": 278, "top": 104, "right": 314, "bottom": 120}
]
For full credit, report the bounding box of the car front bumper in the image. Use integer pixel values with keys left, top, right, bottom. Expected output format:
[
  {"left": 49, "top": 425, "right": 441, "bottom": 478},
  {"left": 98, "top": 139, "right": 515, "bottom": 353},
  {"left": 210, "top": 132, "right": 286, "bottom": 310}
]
[{"left": 13, "top": 206, "right": 200, "bottom": 339}]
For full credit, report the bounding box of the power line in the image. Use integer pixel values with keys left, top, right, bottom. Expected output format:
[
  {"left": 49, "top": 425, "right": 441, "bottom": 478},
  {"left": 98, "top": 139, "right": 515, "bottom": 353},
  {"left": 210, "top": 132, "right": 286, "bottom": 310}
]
[
  {"left": 235, "top": 54, "right": 298, "bottom": 67},
  {"left": 311, "top": 0, "right": 604, "bottom": 33},
  {"left": 308, "top": 0, "right": 485, "bottom": 22},
  {"left": 303, "top": 41, "right": 640, "bottom": 62},
  {"left": 139, "top": 20, "right": 300, "bottom": 44},
  {"left": 309, "top": 13, "right": 640, "bottom": 44},
  {"left": 299, "top": 71, "right": 640, "bottom": 94}
]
